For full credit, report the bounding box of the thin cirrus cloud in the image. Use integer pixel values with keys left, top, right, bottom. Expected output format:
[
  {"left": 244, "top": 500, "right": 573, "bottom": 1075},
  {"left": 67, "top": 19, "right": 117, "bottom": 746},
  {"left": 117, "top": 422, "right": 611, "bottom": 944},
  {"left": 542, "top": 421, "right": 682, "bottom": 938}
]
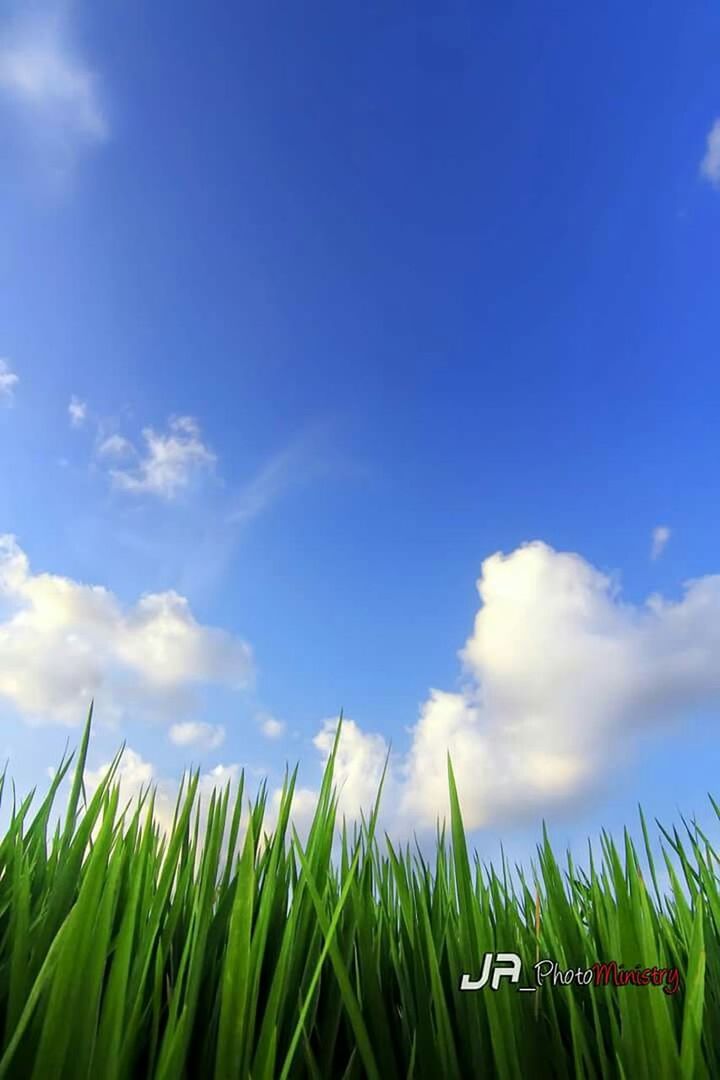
[
  {"left": 169, "top": 721, "right": 226, "bottom": 751},
  {"left": 0, "top": 534, "right": 253, "bottom": 727},
  {"left": 228, "top": 422, "right": 335, "bottom": 527},
  {"left": 97, "top": 416, "right": 217, "bottom": 500},
  {"left": 229, "top": 446, "right": 304, "bottom": 525},
  {"left": 0, "top": 359, "right": 19, "bottom": 403},
  {"left": 700, "top": 118, "right": 720, "bottom": 188},
  {"left": 295, "top": 540, "right": 720, "bottom": 837},
  {"left": 0, "top": 3, "right": 107, "bottom": 170},
  {"left": 94, "top": 414, "right": 338, "bottom": 527},
  {"left": 84, "top": 416, "right": 341, "bottom": 610},
  {"left": 96, "top": 433, "right": 134, "bottom": 459}
]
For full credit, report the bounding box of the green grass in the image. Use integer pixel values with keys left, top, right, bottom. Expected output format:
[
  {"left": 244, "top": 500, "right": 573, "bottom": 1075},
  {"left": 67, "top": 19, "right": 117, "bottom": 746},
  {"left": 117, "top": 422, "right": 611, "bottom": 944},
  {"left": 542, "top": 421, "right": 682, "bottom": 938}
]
[{"left": 0, "top": 703, "right": 717, "bottom": 1078}]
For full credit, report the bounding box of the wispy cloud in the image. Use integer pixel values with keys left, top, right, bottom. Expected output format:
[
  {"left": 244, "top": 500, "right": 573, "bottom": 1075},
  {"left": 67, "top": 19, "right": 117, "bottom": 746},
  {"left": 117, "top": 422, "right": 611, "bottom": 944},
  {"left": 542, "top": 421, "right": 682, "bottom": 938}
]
[
  {"left": 68, "top": 395, "right": 87, "bottom": 427},
  {"left": 0, "top": 359, "right": 19, "bottom": 404},
  {"left": 229, "top": 446, "right": 305, "bottom": 525},
  {"left": 169, "top": 721, "right": 226, "bottom": 751},
  {"left": 700, "top": 118, "right": 720, "bottom": 189},
  {"left": 167, "top": 422, "right": 346, "bottom": 598},
  {"left": 228, "top": 426, "right": 332, "bottom": 526},
  {"left": 87, "top": 416, "right": 345, "bottom": 602},
  {"left": 0, "top": 3, "right": 107, "bottom": 173},
  {"left": 101, "top": 416, "right": 217, "bottom": 501},
  {"left": 96, "top": 433, "right": 135, "bottom": 459},
  {"left": 257, "top": 712, "right": 286, "bottom": 739},
  {"left": 651, "top": 525, "right": 671, "bottom": 561}
]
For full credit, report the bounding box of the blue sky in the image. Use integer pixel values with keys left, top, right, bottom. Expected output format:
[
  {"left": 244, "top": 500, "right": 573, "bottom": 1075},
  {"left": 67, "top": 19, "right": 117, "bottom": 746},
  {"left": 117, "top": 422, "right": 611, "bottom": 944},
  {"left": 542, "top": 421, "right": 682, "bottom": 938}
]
[{"left": 2, "top": 0, "right": 720, "bottom": 870}]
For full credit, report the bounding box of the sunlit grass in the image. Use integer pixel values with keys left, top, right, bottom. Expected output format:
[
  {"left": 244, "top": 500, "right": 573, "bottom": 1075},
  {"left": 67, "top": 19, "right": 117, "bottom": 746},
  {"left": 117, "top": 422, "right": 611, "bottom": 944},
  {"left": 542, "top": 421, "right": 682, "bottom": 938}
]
[{"left": 0, "top": 703, "right": 716, "bottom": 1078}]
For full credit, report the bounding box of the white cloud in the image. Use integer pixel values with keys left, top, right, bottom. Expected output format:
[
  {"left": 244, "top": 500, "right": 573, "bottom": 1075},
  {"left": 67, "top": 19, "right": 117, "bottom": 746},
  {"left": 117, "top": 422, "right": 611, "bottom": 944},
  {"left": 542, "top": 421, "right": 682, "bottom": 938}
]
[
  {"left": 0, "top": 534, "right": 253, "bottom": 726},
  {"left": 228, "top": 425, "right": 333, "bottom": 526},
  {"left": 267, "top": 784, "right": 319, "bottom": 845},
  {"left": 169, "top": 721, "right": 226, "bottom": 750},
  {"left": 258, "top": 712, "right": 286, "bottom": 739},
  {"left": 0, "top": 360, "right": 19, "bottom": 403},
  {"left": 104, "top": 416, "right": 216, "bottom": 500},
  {"left": 302, "top": 541, "right": 720, "bottom": 835},
  {"left": 97, "top": 433, "right": 135, "bottom": 459},
  {"left": 81, "top": 753, "right": 151, "bottom": 837},
  {"left": 261, "top": 722, "right": 395, "bottom": 849},
  {"left": 85, "top": 747, "right": 292, "bottom": 863},
  {"left": 651, "top": 525, "right": 671, "bottom": 561},
  {"left": 700, "top": 119, "right": 720, "bottom": 188},
  {"left": 85, "top": 748, "right": 240, "bottom": 839},
  {"left": 68, "top": 395, "right": 87, "bottom": 427},
  {"left": 230, "top": 446, "right": 301, "bottom": 525},
  {"left": 0, "top": 5, "right": 107, "bottom": 169},
  {"left": 312, "top": 718, "right": 396, "bottom": 821}
]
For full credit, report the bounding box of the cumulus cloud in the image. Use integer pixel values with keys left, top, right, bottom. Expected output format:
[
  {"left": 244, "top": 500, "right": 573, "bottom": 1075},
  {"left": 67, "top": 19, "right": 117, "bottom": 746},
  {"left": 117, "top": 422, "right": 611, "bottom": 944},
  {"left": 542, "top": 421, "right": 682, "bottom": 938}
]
[
  {"left": 651, "top": 525, "right": 671, "bottom": 560},
  {"left": 312, "top": 718, "right": 396, "bottom": 821},
  {"left": 169, "top": 721, "right": 226, "bottom": 751},
  {"left": 700, "top": 119, "right": 720, "bottom": 188},
  {"left": 0, "top": 4, "right": 107, "bottom": 169},
  {"left": 0, "top": 534, "right": 253, "bottom": 726},
  {"left": 302, "top": 541, "right": 720, "bottom": 834},
  {"left": 68, "top": 395, "right": 87, "bottom": 427},
  {"left": 0, "top": 360, "right": 19, "bottom": 403},
  {"left": 102, "top": 416, "right": 216, "bottom": 500},
  {"left": 258, "top": 712, "right": 286, "bottom": 739},
  {"left": 267, "top": 784, "right": 319, "bottom": 845}
]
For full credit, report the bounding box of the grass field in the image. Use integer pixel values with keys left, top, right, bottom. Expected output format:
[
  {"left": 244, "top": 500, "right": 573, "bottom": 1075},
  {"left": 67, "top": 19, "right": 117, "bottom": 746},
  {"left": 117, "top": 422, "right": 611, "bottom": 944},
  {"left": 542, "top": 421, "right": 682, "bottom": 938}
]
[{"left": 0, "top": 704, "right": 715, "bottom": 1079}]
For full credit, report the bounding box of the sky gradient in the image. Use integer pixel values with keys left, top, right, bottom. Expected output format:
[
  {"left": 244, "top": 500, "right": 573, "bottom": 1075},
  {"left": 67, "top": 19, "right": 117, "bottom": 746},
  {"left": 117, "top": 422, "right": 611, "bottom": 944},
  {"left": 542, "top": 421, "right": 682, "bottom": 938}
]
[{"left": 2, "top": 0, "right": 720, "bottom": 870}]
